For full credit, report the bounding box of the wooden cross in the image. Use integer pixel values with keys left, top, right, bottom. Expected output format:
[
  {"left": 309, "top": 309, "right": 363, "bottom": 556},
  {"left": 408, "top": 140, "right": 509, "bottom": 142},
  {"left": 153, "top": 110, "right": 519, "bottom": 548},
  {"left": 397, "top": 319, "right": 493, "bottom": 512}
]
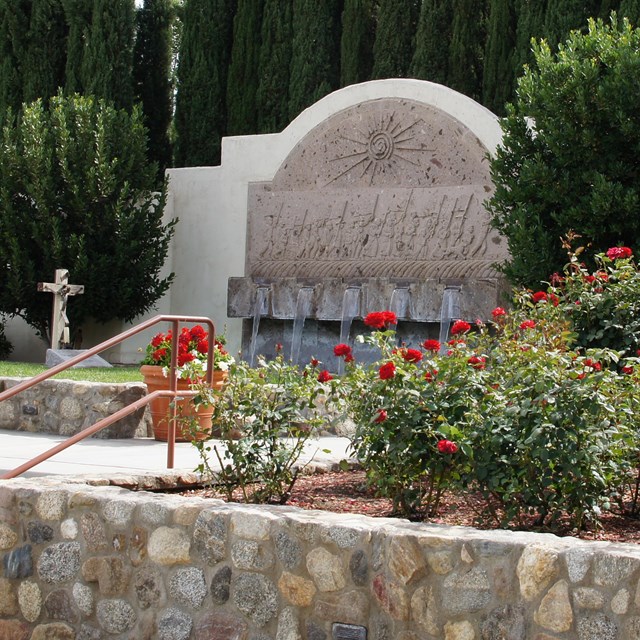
[{"left": 37, "top": 269, "right": 85, "bottom": 349}]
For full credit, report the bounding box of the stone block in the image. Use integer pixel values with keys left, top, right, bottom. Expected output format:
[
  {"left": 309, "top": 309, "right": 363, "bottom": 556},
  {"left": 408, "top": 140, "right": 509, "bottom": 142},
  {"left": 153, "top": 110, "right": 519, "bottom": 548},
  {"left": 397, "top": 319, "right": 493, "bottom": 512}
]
[
  {"left": 158, "top": 607, "right": 193, "bottom": 640},
  {"left": 148, "top": 526, "right": 191, "bottom": 565},
  {"left": 314, "top": 590, "right": 369, "bottom": 626},
  {"left": 232, "top": 573, "right": 278, "bottom": 627},
  {"left": 0, "top": 619, "right": 29, "bottom": 640},
  {"left": 169, "top": 566, "right": 207, "bottom": 609},
  {"left": 279, "top": 572, "right": 317, "bottom": 607},
  {"left": 194, "top": 611, "right": 247, "bottom": 640},
  {"left": 0, "top": 577, "right": 18, "bottom": 615},
  {"left": 37, "top": 542, "right": 81, "bottom": 584},
  {"left": 46, "top": 349, "right": 112, "bottom": 368},
  {"left": 4, "top": 544, "right": 33, "bottom": 579},
  {"left": 96, "top": 598, "right": 137, "bottom": 634},
  {"left": 516, "top": 545, "right": 559, "bottom": 601},
  {"left": 534, "top": 580, "right": 572, "bottom": 633},
  {"left": 210, "top": 565, "right": 232, "bottom": 605},
  {"left": 306, "top": 547, "right": 346, "bottom": 592},
  {"left": 31, "top": 622, "right": 75, "bottom": 640},
  {"left": 372, "top": 574, "right": 409, "bottom": 620},
  {"left": 387, "top": 536, "right": 427, "bottom": 585}
]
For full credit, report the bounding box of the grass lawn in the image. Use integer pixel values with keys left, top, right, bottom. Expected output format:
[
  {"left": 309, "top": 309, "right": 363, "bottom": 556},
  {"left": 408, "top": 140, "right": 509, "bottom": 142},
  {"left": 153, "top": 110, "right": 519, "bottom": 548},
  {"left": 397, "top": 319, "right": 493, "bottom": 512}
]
[{"left": 0, "top": 361, "right": 143, "bottom": 383}]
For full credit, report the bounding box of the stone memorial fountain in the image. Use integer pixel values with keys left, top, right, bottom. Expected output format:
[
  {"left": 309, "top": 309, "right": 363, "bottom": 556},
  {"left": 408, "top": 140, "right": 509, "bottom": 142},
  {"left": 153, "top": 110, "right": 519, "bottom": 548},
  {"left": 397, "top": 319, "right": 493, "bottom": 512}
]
[{"left": 227, "top": 91, "right": 510, "bottom": 369}]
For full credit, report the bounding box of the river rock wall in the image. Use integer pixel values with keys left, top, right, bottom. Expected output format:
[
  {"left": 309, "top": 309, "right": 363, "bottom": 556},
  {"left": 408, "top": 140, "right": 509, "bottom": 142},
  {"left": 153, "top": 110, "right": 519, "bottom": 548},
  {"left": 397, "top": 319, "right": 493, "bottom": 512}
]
[{"left": 0, "top": 477, "right": 638, "bottom": 640}]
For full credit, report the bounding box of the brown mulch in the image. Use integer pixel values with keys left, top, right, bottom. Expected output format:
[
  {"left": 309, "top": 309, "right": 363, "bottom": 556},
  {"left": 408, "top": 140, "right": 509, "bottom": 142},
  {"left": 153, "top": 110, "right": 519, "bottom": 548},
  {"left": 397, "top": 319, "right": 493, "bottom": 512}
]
[{"left": 181, "top": 469, "right": 640, "bottom": 545}]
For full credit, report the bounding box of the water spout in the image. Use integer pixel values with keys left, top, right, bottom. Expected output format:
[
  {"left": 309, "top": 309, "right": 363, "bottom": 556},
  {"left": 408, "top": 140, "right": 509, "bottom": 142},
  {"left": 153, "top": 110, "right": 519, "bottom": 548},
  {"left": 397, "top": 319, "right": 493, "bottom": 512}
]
[
  {"left": 338, "top": 286, "right": 361, "bottom": 373},
  {"left": 289, "top": 287, "right": 314, "bottom": 365},
  {"left": 389, "top": 286, "right": 411, "bottom": 320},
  {"left": 438, "top": 286, "right": 462, "bottom": 353},
  {"left": 248, "top": 286, "right": 270, "bottom": 367}
]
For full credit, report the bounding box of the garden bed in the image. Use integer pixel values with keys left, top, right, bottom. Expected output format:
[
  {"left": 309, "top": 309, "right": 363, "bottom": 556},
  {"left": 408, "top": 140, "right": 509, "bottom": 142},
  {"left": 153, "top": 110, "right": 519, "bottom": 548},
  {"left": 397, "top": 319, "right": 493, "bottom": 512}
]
[{"left": 179, "top": 469, "right": 640, "bottom": 545}]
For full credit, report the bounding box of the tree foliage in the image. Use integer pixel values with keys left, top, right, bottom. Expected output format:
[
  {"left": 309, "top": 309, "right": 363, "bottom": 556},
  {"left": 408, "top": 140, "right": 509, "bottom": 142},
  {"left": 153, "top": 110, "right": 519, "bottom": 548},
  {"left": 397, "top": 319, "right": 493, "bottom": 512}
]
[
  {"left": 0, "top": 1, "right": 29, "bottom": 122},
  {"left": 21, "top": 0, "right": 67, "bottom": 105},
  {"left": 174, "top": 0, "right": 236, "bottom": 166},
  {"left": 619, "top": 0, "right": 640, "bottom": 23},
  {"left": 513, "top": 0, "right": 547, "bottom": 78},
  {"left": 81, "top": 0, "right": 135, "bottom": 111},
  {"left": 226, "top": 0, "right": 264, "bottom": 135},
  {"left": 487, "top": 17, "right": 640, "bottom": 287},
  {"left": 447, "top": 0, "right": 488, "bottom": 101},
  {"left": 256, "top": 0, "right": 292, "bottom": 133},
  {"left": 288, "top": 0, "right": 342, "bottom": 120},
  {"left": 371, "top": 0, "right": 419, "bottom": 79},
  {"left": 482, "top": 0, "right": 516, "bottom": 115},
  {"left": 544, "top": 0, "right": 600, "bottom": 48},
  {"left": 62, "top": 0, "right": 92, "bottom": 95},
  {"left": 410, "top": 0, "right": 453, "bottom": 84},
  {"left": 133, "top": 0, "right": 174, "bottom": 181},
  {"left": 0, "top": 93, "right": 176, "bottom": 340},
  {"left": 340, "top": 0, "right": 375, "bottom": 87}
]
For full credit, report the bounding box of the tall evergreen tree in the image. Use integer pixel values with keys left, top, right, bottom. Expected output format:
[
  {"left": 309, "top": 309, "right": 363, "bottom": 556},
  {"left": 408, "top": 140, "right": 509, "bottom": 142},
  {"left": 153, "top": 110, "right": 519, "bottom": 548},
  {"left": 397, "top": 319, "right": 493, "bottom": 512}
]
[
  {"left": 81, "top": 0, "right": 135, "bottom": 111},
  {"left": 0, "top": 1, "right": 29, "bottom": 121},
  {"left": 62, "top": 0, "right": 92, "bottom": 94},
  {"left": 544, "top": 0, "right": 599, "bottom": 48},
  {"left": 340, "top": 0, "right": 375, "bottom": 87},
  {"left": 22, "top": 0, "right": 68, "bottom": 105},
  {"left": 226, "top": 0, "right": 264, "bottom": 135},
  {"left": 256, "top": 0, "right": 292, "bottom": 133},
  {"left": 482, "top": 0, "right": 516, "bottom": 114},
  {"left": 371, "top": 0, "right": 419, "bottom": 79},
  {"left": 410, "top": 0, "right": 453, "bottom": 84},
  {"left": 599, "top": 0, "right": 621, "bottom": 19},
  {"left": 289, "top": 0, "right": 342, "bottom": 120},
  {"left": 174, "top": 0, "right": 236, "bottom": 166},
  {"left": 619, "top": 0, "right": 640, "bottom": 24},
  {"left": 514, "top": 0, "right": 547, "bottom": 74},
  {"left": 448, "top": 0, "right": 487, "bottom": 101},
  {"left": 133, "top": 0, "right": 173, "bottom": 182}
]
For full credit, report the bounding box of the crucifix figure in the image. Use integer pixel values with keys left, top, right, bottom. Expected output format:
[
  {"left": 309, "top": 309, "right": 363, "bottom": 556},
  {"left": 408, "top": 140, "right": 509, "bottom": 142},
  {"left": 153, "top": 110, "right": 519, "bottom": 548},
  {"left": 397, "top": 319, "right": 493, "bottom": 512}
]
[{"left": 38, "top": 269, "right": 85, "bottom": 349}]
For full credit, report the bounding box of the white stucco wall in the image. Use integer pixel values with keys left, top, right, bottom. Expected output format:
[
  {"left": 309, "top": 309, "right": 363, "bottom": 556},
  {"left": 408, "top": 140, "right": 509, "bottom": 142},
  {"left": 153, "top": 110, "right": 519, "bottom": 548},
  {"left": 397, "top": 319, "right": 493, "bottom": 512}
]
[{"left": 5, "top": 80, "right": 501, "bottom": 363}]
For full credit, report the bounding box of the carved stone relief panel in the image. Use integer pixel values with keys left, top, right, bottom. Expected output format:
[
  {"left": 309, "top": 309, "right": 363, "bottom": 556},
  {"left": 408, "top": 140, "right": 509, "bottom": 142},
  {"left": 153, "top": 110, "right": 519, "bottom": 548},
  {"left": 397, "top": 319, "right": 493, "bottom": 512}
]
[{"left": 246, "top": 98, "right": 508, "bottom": 280}]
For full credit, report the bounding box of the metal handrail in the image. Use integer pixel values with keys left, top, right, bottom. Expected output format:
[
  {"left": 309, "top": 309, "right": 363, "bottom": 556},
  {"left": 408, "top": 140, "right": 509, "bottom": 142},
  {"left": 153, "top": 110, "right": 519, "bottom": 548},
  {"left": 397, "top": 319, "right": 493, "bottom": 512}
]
[{"left": 0, "top": 315, "right": 216, "bottom": 479}]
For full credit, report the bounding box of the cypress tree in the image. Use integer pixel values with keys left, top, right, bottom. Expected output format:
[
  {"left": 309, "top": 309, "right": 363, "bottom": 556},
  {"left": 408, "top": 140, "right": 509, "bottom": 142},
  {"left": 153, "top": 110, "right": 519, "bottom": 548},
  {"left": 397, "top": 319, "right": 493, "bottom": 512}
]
[
  {"left": 619, "top": 0, "right": 640, "bottom": 24},
  {"left": 544, "top": 0, "right": 600, "bottom": 48},
  {"left": 22, "top": 0, "right": 68, "bottom": 105},
  {"left": 410, "top": 0, "right": 453, "bottom": 84},
  {"left": 62, "top": 0, "right": 92, "bottom": 94},
  {"left": 174, "top": 0, "right": 236, "bottom": 166},
  {"left": 482, "top": 0, "right": 516, "bottom": 115},
  {"left": 599, "top": 0, "right": 621, "bottom": 19},
  {"left": 340, "top": 0, "right": 375, "bottom": 87},
  {"left": 0, "top": 1, "right": 29, "bottom": 120},
  {"left": 371, "top": 0, "right": 420, "bottom": 79},
  {"left": 448, "top": 0, "right": 488, "bottom": 101},
  {"left": 226, "top": 0, "right": 264, "bottom": 135},
  {"left": 133, "top": 0, "right": 173, "bottom": 182},
  {"left": 81, "top": 0, "right": 135, "bottom": 111},
  {"left": 288, "top": 0, "right": 342, "bottom": 121},
  {"left": 514, "top": 0, "right": 547, "bottom": 73},
  {"left": 256, "top": 0, "right": 292, "bottom": 133}
]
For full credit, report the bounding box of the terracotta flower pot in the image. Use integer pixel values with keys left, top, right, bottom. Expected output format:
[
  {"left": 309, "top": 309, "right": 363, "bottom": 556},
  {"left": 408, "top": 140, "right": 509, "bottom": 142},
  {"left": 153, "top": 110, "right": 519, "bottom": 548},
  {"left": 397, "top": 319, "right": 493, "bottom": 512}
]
[{"left": 140, "top": 365, "right": 227, "bottom": 442}]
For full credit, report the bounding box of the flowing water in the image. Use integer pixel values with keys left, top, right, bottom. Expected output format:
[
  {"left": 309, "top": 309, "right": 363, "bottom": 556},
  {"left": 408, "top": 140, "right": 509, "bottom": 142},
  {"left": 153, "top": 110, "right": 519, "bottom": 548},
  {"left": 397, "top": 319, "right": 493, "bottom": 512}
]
[
  {"left": 289, "top": 287, "right": 314, "bottom": 365},
  {"left": 438, "top": 286, "right": 462, "bottom": 353},
  {"left": 338, "top": 287, "right": 362, "bottom": 373},
  {"left": 248, "top": 286, "right": 270, "bottom": 367}
]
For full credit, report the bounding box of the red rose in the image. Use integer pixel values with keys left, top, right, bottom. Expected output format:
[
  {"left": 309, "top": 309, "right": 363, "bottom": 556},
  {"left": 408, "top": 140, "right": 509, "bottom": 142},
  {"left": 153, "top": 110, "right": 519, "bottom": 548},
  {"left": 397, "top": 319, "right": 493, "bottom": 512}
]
[
  {"left": 549, "top": 293, "right": 559, "bottom": 306},
  {"left": 622, "top": 365, "right": 634, "bottom": 375},
  {"left": 197, "top": 338, "right": 209, "bottom": 354},
  {"left": 345, "top": 354, "right": 355, "bottom": 363},
  {"left": 374, "top": 409, "right": 388, "bottom": 423},
  {"left": 519, "top": 320, "right": 536, "bottom": 330},
  {"left": 450, "top": 320, "right": 471, "bottom": 336},
  {"left": 491, "top": 307, "right": 506, "bottom": 319},
  {"left": 531, "top": 291, "right": 548, "bottom": 304},
  {"left": 424, "top": 369, "right": 438, "bottom": 382},
  {"left": 606, "top": 246, "right": 632, "bottom": 260},
  {"left": 401, "top": 348, "right": 423, "bottom": 363},
  {"left": 178, "top": 351, "right": 196, "bottom": 366},
  {"left": 583, "top": 358, "right": 602, "bottom": 371},
  {"left": 364, "top": 311, "right": 397, "bottom": 329},
  {"left": 152, "top": 348, "right": 167, "bottom": 361},
  {"left": 379, "top": 361, "right": 396, "bottom": 380},
  {"left": 310, "top": 358, "right": 319, "bottom": 367},
  {"left": 467, "top": 355, "right": 486, "bottom": 370},
  {"left": 317, "top": 370, "right": 333, "bottom": 383},
  {"left": 437, "top": 439, "right": 458, "bottom": 454},
  {"left": 422, "top": 339, "right": 441, "bottom": 352},
  {"left": 333, "top": 343, "right": 353, "bottom": 358}
]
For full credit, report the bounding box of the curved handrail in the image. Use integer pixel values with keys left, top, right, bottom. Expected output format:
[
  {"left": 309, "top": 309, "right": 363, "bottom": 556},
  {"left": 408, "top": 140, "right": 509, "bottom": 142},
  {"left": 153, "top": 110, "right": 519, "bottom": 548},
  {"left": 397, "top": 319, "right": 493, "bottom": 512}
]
[{"left": 0, "top": 315, "right": 216, "bottom": 478}]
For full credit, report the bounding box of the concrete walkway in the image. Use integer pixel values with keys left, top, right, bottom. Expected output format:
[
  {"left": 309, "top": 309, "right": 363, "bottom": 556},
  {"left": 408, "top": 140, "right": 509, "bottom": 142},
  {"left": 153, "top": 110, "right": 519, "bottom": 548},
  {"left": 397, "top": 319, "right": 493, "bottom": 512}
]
[{"left": 0, "top": 431, "right": 352, "bottom": 479}]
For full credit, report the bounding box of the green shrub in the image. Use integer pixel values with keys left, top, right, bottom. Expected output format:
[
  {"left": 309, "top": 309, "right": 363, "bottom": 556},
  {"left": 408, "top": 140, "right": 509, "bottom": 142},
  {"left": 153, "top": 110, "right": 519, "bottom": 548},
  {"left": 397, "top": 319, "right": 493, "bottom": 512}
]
[
  {"left": 0, "top": 318, "right": 13, "bottom": 360},
  {"left": 487, "top": 16, "right": 640, "bottom": 287},
  {"left": 191, "top": 349, "right": 333, "bottom": 504}
]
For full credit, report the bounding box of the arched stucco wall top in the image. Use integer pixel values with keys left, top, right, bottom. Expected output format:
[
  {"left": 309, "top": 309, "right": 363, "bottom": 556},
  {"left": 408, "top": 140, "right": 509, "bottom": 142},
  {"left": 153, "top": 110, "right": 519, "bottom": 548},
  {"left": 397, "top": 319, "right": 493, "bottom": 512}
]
[{"left": 220, "top": 79, "right": 502, "bottom": 182}]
